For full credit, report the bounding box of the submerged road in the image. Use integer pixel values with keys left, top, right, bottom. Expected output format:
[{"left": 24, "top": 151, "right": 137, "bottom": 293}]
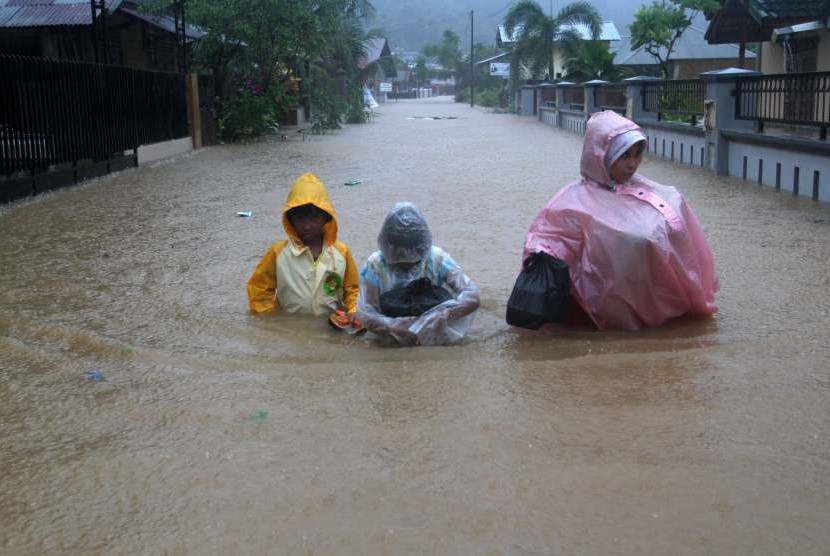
[{"left": 1, "top": 96, "right": 829, "bottom": 554}]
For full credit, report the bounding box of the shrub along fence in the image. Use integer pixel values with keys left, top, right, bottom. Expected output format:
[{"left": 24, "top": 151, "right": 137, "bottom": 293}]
[
  {"left": 1, "top": 54, "right": 189, "bottom": 204},
  {"left": 525, "top": 68, "right": 830, "bottom": 202}
]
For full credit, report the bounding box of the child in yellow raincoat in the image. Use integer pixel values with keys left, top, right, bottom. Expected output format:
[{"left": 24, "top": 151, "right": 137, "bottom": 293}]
[{"left": 247, "top": 173, "right": 360, "bottom": 324}]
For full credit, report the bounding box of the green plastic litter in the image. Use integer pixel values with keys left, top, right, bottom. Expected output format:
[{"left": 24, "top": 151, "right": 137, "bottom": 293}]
[
  {"left": 344, "top": 179, "right": 361, "bottom": 186},
  {"left": 250, "top": 410, "right": 268, "bottom": 422}
]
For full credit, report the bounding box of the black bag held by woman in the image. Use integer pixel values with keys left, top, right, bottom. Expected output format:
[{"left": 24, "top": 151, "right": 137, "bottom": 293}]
[
  {"left": 380, "top": 277, "right": 454, "bottom": 318},
  {"left": 506, "top": 252, "right": 570, "bottom": 329}
]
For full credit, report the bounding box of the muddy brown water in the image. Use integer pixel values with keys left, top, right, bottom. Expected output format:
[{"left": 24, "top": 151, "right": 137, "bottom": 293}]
[{"left": 1, "top": 97, "right": 829, "bottom": 554}]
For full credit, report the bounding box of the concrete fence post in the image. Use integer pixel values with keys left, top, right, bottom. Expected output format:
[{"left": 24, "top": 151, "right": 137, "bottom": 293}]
[
  {"left": 518, "top": 85, "right": 536, "bottom": 116},
  {"left": 700, "top": 67, "right": 762, "bottom": 175}
]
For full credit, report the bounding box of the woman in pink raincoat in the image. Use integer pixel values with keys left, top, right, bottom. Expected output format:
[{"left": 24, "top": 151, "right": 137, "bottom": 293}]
[{"left": 522, "top": 110, "right": 719, "bottom": 330}]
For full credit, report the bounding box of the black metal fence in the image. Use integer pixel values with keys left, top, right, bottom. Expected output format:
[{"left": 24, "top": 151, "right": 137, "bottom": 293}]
[
  {"left": 643, "top": 79, "right": 705, "bottom": 124},
  {"left": 735, "top": 71, "right": 830, "bottom": 139},
  {"left": 594, "top": 84, "right": 627, "bottom": 114},
  {"left": 1, "top": 55, "right": 188, "bottom": 202}
]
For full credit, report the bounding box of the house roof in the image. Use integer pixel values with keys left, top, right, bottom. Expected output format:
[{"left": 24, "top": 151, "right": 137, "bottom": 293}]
[
  {"left": 496, "top": 20, "right": 621, "bottom": 47},
  {"left": 475, "top": 51, "right": 511, "bottom": 66},
  {"left": 615, "top": 25, "right": 756, "bottom": 66},
  {"left": 119, "top": 6, "right": 205, "bottom": 40},
  {"left": 0, "top": 0, "right": 123, "bottom": 28},
  {"left": 748, "top": 0, "right": 829, "bottom": 20},
  {"left": 772, "top": 19, "right": 827, "bottom": 39},
  {"left": 0, "top": 0, "right": 203, "bottom": 40},
  {"left": 705, "top": 0, "right": 830, "bottom": 43},
  {"left": 358, "top": 37, "right": 391, "bottom": 68}
]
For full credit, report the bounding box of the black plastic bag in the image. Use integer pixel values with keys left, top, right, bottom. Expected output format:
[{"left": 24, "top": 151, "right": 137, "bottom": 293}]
[
  {"left": 506, "top": 252, "right": 570, "bottom": 329},
  {"left": 380, "top": 277, "right": 454, "bottom": 318}
]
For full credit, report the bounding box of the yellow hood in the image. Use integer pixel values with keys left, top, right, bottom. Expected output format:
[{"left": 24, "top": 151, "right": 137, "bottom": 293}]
[{"left": 281, "top": 172, "right": 338, "bottom": 245}]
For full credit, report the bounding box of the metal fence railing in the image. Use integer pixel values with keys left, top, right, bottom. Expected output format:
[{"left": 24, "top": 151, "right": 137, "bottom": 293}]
[
  {"left": 594, "top": 84, "right": 626, "bottom": 114},
  {"left": 538, "top": 85, "right": 557, "bottom": 109},
  {"left": 735, "top": 71, "right": 830, "bottom": 139},
  {"left": 642, "top": 79, "right": 705, "bottom": 124},
  {"left": 1, "top": 54, "right": 188, "bottom": 181},
  {"left": 562, "top": 86, "right": 584, "bottom": 112}
]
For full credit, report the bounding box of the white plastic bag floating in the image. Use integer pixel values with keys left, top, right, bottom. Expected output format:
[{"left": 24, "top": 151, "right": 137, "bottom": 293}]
[{"left": 363, "top": 86, "right": 379, "bottom": 109}]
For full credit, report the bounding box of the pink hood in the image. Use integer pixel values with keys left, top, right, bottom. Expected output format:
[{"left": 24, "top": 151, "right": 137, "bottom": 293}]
[
  {"left": 580, "top": 110, "right": 642, "bottom": 187},
  {"left": 523, "top": 111, "right": 719, "bottom": 330}
]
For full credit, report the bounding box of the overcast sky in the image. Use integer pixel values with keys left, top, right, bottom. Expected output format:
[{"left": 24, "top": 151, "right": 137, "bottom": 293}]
[{"left": 369, "top": 0, "right": 709, "bottom": 51}]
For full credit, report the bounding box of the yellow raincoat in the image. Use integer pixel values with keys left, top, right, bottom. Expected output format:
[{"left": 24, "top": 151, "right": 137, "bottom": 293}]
[{"left": 247, "top": 173, "right": 359, "bottom": 315}]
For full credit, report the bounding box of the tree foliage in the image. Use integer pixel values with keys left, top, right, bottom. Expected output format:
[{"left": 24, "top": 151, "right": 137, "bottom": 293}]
[
  {"left": 157, "top": 0, "right": 377, "bottom": 140},
  {"left": 503, "top": 0, "right": 601, "bottom": 87},
  {"left": 629, "top": 0, "right": 720, "bottom": 79},
  {"left": 421, "top": 30, "right": 463, "bottom": 73},
  {"left": 564, "top": 40, "right": 624, "bottom": 82}
]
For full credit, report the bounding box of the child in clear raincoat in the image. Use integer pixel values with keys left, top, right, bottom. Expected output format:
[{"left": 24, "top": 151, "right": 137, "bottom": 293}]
[
  {"left": 522, "top": 110, "right": 719, "bottom": 330},
  {"left": 358, "top": 203, "right": 480, "bottom": 346}
]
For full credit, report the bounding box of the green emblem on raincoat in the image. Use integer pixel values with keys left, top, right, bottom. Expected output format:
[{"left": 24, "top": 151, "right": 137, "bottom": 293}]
[{"left": 322, "top": 271, "right": 343, "bottom": 296}]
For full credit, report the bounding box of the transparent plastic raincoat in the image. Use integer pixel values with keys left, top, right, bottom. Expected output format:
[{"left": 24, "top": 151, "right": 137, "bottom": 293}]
[
  {"left": 358, "top": 203, "right": 480, "bottom": 345},
  {"left": 523, "top": 111, "right": 719, "bottom": 330}
]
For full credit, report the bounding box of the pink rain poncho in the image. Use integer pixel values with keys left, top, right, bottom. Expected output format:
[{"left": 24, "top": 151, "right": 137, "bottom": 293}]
[{"left": 523, "top": 110, "right": 719, "bottom": 330}]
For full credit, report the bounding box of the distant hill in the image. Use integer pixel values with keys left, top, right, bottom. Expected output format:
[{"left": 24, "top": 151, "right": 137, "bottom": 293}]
[{"left": 367, "top": 0, "right": 707, "bottom": 52}]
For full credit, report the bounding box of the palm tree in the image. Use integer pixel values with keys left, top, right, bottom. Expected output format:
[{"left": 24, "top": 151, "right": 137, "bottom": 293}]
[
  {"left": 564, "top": 40, "right": 624, "bottom": 82},
  {"left": 504, "top": 0, "right": 602, "bottom": 85}
]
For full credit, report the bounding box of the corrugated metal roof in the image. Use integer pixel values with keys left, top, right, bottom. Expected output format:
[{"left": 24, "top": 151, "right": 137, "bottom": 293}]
[
  {"left": 120, "top": 6, "right": 205, "bottom": 40},
  {"left": 0, "top": 0, "right": 122, "bottom": 28},
  {"left": 615, "top": 26, "right": 756, "bottom": 66},
  {"left": 563, "top": 21, "right": 621, "bottom": 42},
  {"left": 751, "top": 0, "right": 827, "bottom": 20}
]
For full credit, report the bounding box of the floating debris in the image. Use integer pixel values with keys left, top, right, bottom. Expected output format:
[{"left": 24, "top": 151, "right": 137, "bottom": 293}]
[
  {"left": 237, "top": 211, "right": 253, "bottom": 217},
  {"left": 344, "top": 180, "right": 361, "bottom": 186},
  {"left": 85, "top": 370, "right": 104, "bottom": 382},
  {"left": 406, "top": 116, "right": 459, "bottom": 120},
  {"left": 250, "top": 410, "right": 268, "bottom": 422}
]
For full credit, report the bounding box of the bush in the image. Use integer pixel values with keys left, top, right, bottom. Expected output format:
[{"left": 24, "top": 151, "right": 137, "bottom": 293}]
[
  {"left": 455, "top": 86, "right": 503, "bottom": 108},
  {"left": 216, "top": 81, "right": 296, "bottom": 142},
  {"left": 344, "top": 85, "right": 373, "bottom": 124},
  {"left": 476, "top": 88, "right": 499, "bottom": 108}
]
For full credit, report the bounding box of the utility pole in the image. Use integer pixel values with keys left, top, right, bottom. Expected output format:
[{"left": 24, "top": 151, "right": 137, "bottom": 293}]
[
  {"left": 90, "top": 0, "right": 107, "bottom": 64},
  {"left": 173, "top": 0, "right": 187, "bottom": 73},
  {"left": 470, "top": 10, "right": 474, "bottom": 108}
]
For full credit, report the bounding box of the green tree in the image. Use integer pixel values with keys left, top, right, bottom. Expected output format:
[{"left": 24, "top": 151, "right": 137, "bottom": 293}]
[
  {"left": 564, "top": 40, "right": 624, "bottom": 82},
  {"left": 454, "top": 42, "right": 498, "bottom": 99},
  {"left": 156, "top": 0, "right": 376, "bottom": 139},
  {"left": 629, "top": 0, "right": 719, "bottom": 79},
  {"left": 413, "top": 56, "right": 430, "bottom": 86},
  {"left": 503, "top": 0, "right": 601, "bottom": 86},
  {"left": 422, "top": 29, "right": 463, "bottom": 74}
]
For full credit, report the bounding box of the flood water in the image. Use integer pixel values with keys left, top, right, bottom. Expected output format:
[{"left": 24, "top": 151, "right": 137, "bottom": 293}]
[{"left": 2, "top": 97, "right": 829, "bottom": 554}]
